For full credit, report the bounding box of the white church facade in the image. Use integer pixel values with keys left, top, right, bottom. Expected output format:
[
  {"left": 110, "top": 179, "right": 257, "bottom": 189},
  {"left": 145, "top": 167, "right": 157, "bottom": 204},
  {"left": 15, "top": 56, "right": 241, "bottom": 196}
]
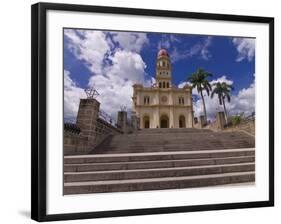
[{"left": 132, "top": 49, "right": 194, "bottom": 129}]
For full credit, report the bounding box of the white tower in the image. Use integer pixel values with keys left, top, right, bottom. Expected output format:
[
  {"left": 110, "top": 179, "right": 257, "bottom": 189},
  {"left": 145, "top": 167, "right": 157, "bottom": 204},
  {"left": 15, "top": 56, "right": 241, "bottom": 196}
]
[{"left": 156, "top": 49, "right": 172, "bottom": 89}]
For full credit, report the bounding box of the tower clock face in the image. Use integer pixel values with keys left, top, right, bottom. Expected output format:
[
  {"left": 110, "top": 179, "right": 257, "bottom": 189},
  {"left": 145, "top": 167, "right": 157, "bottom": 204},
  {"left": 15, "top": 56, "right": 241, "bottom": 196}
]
[{"left": 161, "top": 96, "right": 168, "bottom": 103}]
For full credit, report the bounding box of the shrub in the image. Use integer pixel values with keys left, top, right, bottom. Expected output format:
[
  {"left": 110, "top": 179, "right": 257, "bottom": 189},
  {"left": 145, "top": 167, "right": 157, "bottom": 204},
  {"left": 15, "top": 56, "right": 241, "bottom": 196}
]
[{"left": 231, "top": 113, "right": 244, "bottom": 126}]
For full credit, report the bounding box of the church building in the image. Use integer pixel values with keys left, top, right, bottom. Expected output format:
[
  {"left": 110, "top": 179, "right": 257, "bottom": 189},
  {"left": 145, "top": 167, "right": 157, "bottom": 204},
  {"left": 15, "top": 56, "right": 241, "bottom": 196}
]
[{"left": 132, "top": 49, "right": 194, "bottom": 129}]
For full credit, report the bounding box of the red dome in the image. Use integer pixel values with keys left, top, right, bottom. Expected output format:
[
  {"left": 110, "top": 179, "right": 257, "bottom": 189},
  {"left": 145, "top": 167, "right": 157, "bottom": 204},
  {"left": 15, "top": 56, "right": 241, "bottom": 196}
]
[{"left": 157, "top": 49, "right": 169, "bottom": 57}]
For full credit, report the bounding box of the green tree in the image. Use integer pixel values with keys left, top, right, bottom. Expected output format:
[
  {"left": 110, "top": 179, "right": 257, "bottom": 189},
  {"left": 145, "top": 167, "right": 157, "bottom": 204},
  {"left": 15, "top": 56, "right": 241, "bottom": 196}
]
[
  {"left": 231, "top": 113, "right": 244, "bottom": 126},
  {"left": 188, "top": 68, "right": 212, "bottom": 124},
  {"left": 211, "top": 81, "right": 234, "bottom": 124}
]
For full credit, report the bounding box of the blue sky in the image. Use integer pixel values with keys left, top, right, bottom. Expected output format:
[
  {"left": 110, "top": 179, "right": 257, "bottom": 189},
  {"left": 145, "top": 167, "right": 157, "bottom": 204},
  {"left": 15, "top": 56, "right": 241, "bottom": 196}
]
[{"left": 64, "top": 29, "right": 255, "bottom": 122}]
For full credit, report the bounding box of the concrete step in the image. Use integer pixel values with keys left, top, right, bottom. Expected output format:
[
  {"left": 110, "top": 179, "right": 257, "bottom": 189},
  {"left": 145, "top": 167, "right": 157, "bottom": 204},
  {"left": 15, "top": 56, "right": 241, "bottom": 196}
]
[
  {"left": 64, "top": 148, "right": 255, "bottom": 164},
  {"left": 64, "top": 163, "right": 255, "bottom": 182},
  {"left": 108, "top": 135, "right": 253, "bottom": 143},
  {"left": 135, "top": 128, "right": 212, "bottom": 134},
  {"left": 64, "top": 171, "right": 255, "bottom": 194},
  {"left": 64, "top": 156, "right": 255, "bottom": 172},
  {"left": 64, "top": 128, "right": 255, "bottom": 194},
  {"left": 108, "top": 140, "right": 254, "bottom": 147},
  {"left": 115, "top": 130, "right": 249, "bottom": 136},
  {"left": 93, "top": 130, "right": 255, "bottom": 154},
  {"left": 101, "top": 133, "right": 251, "bottom": 141},
  {"left": 93, "top": 144, "right": 255, "bottom": 153}
]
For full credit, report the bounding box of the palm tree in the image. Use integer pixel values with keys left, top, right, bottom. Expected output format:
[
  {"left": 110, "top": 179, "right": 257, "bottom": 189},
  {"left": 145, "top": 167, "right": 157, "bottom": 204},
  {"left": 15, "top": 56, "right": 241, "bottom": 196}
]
[
  {"left": 211, "top": 81, "right": 234, "bottom": 124},
  {"left": 188, "top": 68, "right": 212, "bottom": 124}
]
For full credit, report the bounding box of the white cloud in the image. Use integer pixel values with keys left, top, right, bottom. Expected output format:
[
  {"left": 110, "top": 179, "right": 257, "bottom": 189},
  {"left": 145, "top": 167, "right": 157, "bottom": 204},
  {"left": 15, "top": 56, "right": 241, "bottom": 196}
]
[
  {"left": 189, "top": 36, "right": 212, "bottom": 60},
  {"left": 112, "top": 32, "right": 148, "bottom": 53},
  {"left": 210, "top": 75, "right": 234, "bottom": 85},
  {"left": 107, "top": 50, "right": 147, "bottom": 84},
  {"left": 170, "top": 47, "right": 188, "bottom": 63},
  {"left": 65, "top": 29, "right": 254, "bottom": 123},
  {"left": 228, "top": 82, "right": 255, "bottom": 116},
  {"left": 158, "top": 36, "right": 171, "bottom": 50},
  {"left": 157, "top": 34, "right": 183, "bottom": 51},
  {"left": 64, "top": 70, "right": 86, "bottom": 122},
  {"left": 170, "top": 35, "right": 181, "bottom": 43},
  {"left": 64, "top": 29, "right": 151, "bottom": 121},
  {"left": 170, "top": 36, "right": 213, "bottom": 62},
  {"left": 88, "top": 50, "right": 150, "bottom": 118},
  {"left": 65, "top": 29, "right": 111, "bottom": 74},
  {"left": 191, "top": 75, "right": 255, "bottom": 121},
  {"left": 200, "top": 36, "right": 212, "bottom": 60},
  {"left": 177, "top": 82, "right": 184, "bottom": 88},
  {"left": 178, "top": 81, "right": 190, "bottom": 88},
  {"left": 179, "top": 75, "right": 232, "bottom": 98},
  {"left": 232, "top": 38, "right": 255, "bottom": 62}
]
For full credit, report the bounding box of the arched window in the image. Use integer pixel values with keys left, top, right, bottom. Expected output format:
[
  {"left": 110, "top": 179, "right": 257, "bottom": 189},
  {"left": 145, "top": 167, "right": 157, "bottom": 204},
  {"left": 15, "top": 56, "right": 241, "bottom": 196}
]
[
  {"left": 179, "top": 97, "right": 184, "bottom": 105},
  {"left": 163, "top": 61, "right": 166, "bottom": 67},
  {"left": 144, "top": 96, "right": 150, "bottom": 105},
  {"left": 159, "top": 82, "right": 162, "bottom": 88},
  {"left": 163, "top": 82, "right": 166, "bottom": 88},
  {"left": 167, "top": 82, "right": 169, "bottom": 88}
]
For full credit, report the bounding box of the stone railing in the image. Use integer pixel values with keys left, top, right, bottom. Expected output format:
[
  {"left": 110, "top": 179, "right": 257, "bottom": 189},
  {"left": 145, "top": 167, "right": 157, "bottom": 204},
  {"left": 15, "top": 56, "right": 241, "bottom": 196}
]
[
  {"left": 63, "top": 97, "right": 139, "bottom": 155},
  {"left": 64, "top": 119, "right": 123, "bottom": 155},
  {"left": 205, "top": 113, "right": 255, "bottom": 137},
  {"left": 64, "top": 123, "right": 89, "bottom": 155},
  {"left": 95, "top": 118, "right": 123, "bottom": 147},
  {"left": 223, "top": 117, "right": 255, "bottom": 136}
]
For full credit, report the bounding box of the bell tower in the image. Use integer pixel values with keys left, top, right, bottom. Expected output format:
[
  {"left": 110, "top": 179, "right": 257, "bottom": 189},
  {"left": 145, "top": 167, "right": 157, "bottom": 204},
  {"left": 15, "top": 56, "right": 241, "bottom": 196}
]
[{"left": 156, "top": 49, "right": 172, "bottom": 88}]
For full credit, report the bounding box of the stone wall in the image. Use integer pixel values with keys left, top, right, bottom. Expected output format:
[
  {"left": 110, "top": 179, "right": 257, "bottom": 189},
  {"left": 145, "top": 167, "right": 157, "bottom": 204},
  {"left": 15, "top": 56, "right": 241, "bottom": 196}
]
[
  {"left": 193, "top": 115, "right": 206, "bottom": 128},
  {"left": 64, "top": 131, "right": 89, "bottom": 155},
  {"left": 216, "top": 112, "right": 226, "bottom": 130},
  {"left": 64, "top": 120, "right": 122, "bottom": 155},
  {"left": 76, "top": 98, "right": 100, "bottom": 149},
  {"left": 116, "top": 111, "right": 138, "bottom": 133},
  {"left": 117, "top": 111, "right": 128, "bottom": 133},
  {"left": 131, "top": 112, "right": 140, "bottom": 131},
  {"left": 64, "top": 98, "right": 123, "bottom": 155},
  {"left": 207, "top": 112, "right": 255, "bottom": 136},
  {"left": 95, "top": 118, "right": 123, "bottom": 147},
  {"left": 224, "top": 119, "right": 255, "bottom": 136}
]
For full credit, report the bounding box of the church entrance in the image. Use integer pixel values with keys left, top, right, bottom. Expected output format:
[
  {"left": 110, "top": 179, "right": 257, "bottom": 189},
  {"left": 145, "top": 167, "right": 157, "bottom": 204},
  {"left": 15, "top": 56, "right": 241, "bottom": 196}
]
[
  {"left": 179, "top": 115, "right": 186, "bottom": 128},
  {"left": 143, "top": 116, "right": 150, "bottom": 129},
  {"left": 160, "top": 115, "right": 169, "bottom": 128}
]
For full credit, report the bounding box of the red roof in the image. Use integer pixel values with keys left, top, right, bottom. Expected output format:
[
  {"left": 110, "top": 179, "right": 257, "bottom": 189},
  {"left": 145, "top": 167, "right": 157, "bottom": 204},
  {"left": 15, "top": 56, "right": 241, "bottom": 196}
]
[{"left": 157, "top": 49, "right": 169, "bottom": 57}]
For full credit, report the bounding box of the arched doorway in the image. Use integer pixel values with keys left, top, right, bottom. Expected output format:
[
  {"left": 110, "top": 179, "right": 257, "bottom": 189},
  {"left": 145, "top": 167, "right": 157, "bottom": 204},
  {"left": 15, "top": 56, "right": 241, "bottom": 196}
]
[
  {"left": 143, "top": 116, "right": 150, "bottom": 129},
  {"left": 179, "top": 115, "right": 186, "bottom": 128},
  {"left": 160, "top": 115, "right": 169, "bottom": 128}
]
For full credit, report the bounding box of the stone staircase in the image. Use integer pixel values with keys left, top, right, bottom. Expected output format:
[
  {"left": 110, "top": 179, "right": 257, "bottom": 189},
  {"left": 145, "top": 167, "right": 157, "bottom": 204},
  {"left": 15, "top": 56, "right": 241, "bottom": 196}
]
[
  {"left": 92, "top": 128, "right": 255, "bottom": 154},
  {"left": 64, "top": 128, "right": 255, "bottom": 195}
]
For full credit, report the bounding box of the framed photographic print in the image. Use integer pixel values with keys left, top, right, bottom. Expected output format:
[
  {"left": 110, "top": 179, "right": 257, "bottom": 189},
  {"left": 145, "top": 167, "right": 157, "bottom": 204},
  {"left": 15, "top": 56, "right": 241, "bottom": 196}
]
[{"left": 31, "top": 2, "right": 274, "bottom": 222}]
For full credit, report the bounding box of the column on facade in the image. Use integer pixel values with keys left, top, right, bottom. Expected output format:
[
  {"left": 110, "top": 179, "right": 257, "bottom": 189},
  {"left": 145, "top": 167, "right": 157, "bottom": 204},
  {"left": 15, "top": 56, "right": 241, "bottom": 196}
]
[{"left": 169, "top": 106, "right": 174, "bottom": 128}]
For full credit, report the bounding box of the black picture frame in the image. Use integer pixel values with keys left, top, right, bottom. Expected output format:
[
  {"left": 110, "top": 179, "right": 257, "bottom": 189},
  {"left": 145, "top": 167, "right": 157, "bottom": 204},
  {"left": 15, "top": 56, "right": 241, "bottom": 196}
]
[{"left": 31, "top": 2, "right": 274, "bottom": 222}]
